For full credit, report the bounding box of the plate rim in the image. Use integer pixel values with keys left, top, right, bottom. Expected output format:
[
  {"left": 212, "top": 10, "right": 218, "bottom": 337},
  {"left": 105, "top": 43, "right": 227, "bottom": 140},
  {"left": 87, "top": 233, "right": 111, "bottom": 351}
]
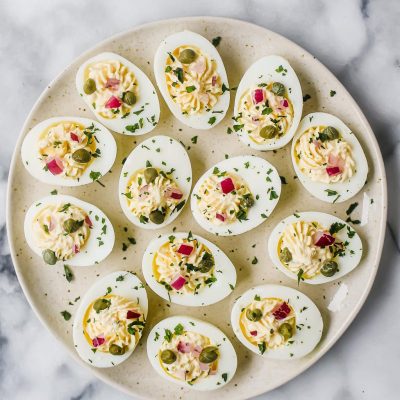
[{"left": 6, "top": 15, "right": 388, "bottom": 399}]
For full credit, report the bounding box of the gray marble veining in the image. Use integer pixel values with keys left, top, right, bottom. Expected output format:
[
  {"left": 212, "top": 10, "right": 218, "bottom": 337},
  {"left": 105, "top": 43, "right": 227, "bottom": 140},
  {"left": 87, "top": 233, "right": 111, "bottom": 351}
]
[{"left": 1, "top": 0, "right": 399, "bottom": 399}]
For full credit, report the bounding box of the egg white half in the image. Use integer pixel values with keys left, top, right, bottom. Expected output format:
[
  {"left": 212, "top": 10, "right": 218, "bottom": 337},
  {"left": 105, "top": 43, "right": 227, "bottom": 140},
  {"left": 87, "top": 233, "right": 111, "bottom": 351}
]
[
  {"left": 191, "top": 155, "right": 281, "bottom": 236},
  {"left": 21, "top": 117, "right": 116, "bottom": 187},
  {"left": 154, "top": 30, "right": 230, "bottom": 129},
  {"left": 142, "top": 232, "right": 236, "bottom": 306},
  {"left": 73, "top": 271, "right": 148, "bottom": 368},
  {"left": 291, "top": 112, "right": 368, "bottom": 203},
  {"left": 268, "top": 211, "right": 363, "bottom": 284},
  {"left": 147, "top": 315, "right": 237, "bottom": 390},
  {"left": 234, "top": 55, "right": 303, "bottom": 151},
  {"left": 24, "top": 195, "right": 115, "bottom": 266},
  {"left": 231, "top": 284, "right": 323, "bottom": 359},
  {"left": 76, "top": 52, "right": 160, "bottom": 135},
  {"left": 119, "top": 135, "right": 192, "bottom": 229}
]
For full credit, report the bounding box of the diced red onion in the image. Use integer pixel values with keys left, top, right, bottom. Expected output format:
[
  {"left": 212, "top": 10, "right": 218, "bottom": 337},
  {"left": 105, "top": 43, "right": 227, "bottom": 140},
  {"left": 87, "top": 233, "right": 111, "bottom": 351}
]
[
  {"left": 105, "top": 78, "right": 120, "bottom": 88},
  {"left": 216, "top": 213, "right": 226, "bottom": 222},
  {"left": 171, "top": 274, "right": 186, "bottom": 290},
  {"left": 46, "top": 158, "right": 63, "bottom": 175},
  {"left": 250, "top": 330, "right": 258, "bottom": 336},
  {"left": 252, "top": 88, "right": 265, "bottom": 104},
  {"left": 272, "top": 302, "right": 291, "bottom": 320},
  {"left": 105, "top": 95, "right": 122, "bottom": 109},
  {"left": 199, "top": 362, "right": 210, "bottom": 371},
  {"left": 281, "top": 99, "right": 289, "bottom": 108},
  {"left": 92, "top": 334, "right": 105, "bottom": 347},
  {"left": 220, "top": 177, "right": 235, "bottom": 194},
  {"left": 326, "top": 166, "right": 341, "bottom": 176},
  {"left": 170, "top": 189, "right": 183, "bottom": 200},
  {"left": 73, "top": 244, "right": 80, "bottom": 254},
  {"left": 84, "top": 215, "right": 93, "bottom": 228},
  {"left": 127, "top": 310, "right": 141, "bottom": 319},
  {"left": 177, "top": 244, "right": 193, "bottom": 256},
  {"left": 70, "top": 132, "right": 80, "bottom": 142},
  {"left": 177, "top": 341, "right": 192, "bottom": 353},
  {"left": 313, "top": 139, "right": 321, "bottom": 149},
  {"left": 212, "top": 76, "right": 217, "bottom": 86},
  {"left": 314, "top": 231, "right": 335, "bottom": 247}
]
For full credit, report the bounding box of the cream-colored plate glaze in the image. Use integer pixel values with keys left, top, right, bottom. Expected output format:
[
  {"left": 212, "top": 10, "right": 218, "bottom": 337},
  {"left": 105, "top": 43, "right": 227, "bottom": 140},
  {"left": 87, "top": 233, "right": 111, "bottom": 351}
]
[{"left": 6, "top": 17, "right": 387, "bottom": 400}]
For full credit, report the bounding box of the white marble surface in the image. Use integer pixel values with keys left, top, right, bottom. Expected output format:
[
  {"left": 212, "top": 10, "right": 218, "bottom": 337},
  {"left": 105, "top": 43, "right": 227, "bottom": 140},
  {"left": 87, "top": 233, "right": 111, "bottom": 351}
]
[{"left": 1, "top": 0, "right": 399, "bottom": 399}]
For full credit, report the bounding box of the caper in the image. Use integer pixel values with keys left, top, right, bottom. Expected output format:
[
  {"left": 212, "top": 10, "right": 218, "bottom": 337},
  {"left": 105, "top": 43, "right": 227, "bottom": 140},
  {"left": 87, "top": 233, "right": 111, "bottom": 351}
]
[
  {"left": 144, "top": 167, "right": 158, "bottom": 184},
  {"left": 63, "top": 218, "right": 84, "bottom": 234},
  {"left": 178, "top": 48, "right": 197, "bottom": 64},
  {"left": 279, "top": 247, "right": 292, "bottom": 263},
  {"left": 93, "top": 298, "right": 111, "bottom": 313},
  {"left": 246, "top": 308, "right": 263, "bottom": 322},
  {"left": 109, "top": 344, "right": 126, "bottom": 356},
  {"left": 278, "top": 323, "right": 293, "bottom": 340},
  {"left": 322, "top": 126, "right": 339, "bottom": 141},
  {"left": 122, "top": 91, "right": 137, "bottom": 106},
  {"left": 149, "top": 210, "right": 165, "bottom": 224},
  {"left": 271, "top": 82, "right": 285, "bottom": 96},
  {"left": 42, "top": 249, "right": 57, "bottom": 265},
  {"left": 259, "top": 125, "right": 278, "bottom": 139},
  {"left": 199, "top": 346, "right": 219, "bottom": 364},
  {"left": 83, "top": 78, "right": 96, "bottom": 95},
  {"left": 241, "top": 194, "right": 255, "bottom": 208},
  {"left": 197, "top": 252, "right": 214, "bottom": 273},
  {"left": 72, "top": 148, "right": 91, "bottom": 163},
  {"left": 160, "top": 349, "right": 177, "bottom": 364},
  {"left": 320, "top": 260, "right": 339, "bottom": 277}
]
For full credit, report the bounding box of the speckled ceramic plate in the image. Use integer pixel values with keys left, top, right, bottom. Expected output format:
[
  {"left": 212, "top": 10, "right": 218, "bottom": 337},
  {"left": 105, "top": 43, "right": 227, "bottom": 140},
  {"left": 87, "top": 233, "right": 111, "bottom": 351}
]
[{"left": 7, "top": 17, "right": 387, "bottom": 400}]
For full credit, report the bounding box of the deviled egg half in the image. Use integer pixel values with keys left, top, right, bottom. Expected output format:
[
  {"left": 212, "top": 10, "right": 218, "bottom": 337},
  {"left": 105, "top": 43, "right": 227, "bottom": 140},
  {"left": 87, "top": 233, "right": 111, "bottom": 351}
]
[
  {"left": 292, "top": 112, "right": 368, "bottom": 203},
  {"left": 233, "top": 55, "right": 303, "bottom": 150},
  {"left": 73, "top": 271, "right": 148, "bottom": 368},
  {"left": 142, "top": 232, "right": 236, "bottom": 306},
  {"left": 231, "top": 285, "right": 323, "bottom": 359},
  {"left": 147, "top": 316, "right": 237, "bottom": 390},
  {"left": 21, "top": 117, "right": 116, "bottom": 186},
  {"left": 268, "top": 211, "right": 363, "bottom": 284},
  {"left": 191, "top": 156, "right": 281, "bottom": 236},
  {"left": 24, "top": 195, "right": 114, "bottom": 266},
  {"left": 154, "top": 30, "right": 230, "bottom": 129},
  {"left": 76, "top": 52, "right": 160, "bottom": 135},
  {"left": 119, "top": 136, "right": 192, "bottom": 229}
]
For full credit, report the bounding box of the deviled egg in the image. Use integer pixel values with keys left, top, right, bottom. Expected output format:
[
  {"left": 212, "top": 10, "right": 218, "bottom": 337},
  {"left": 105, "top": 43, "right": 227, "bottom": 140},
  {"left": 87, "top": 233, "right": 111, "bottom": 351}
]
[
  {"left": 292, "top": 112, "right": 368, "bottom": 203},
  {"left": 231, "top": 284, "right": 323, "bottom": 359},
  {"left": 119, "top": 135, "right": 192, "bottom": 229},
  {"left": 73, "top": 271, "right": 148, "bottom": 368},
  {"left": 268, "top": 211, "right": 363, "bottom": 284},
  {"left": 24, "top": 195, "right": 114, "bottom": 266},
  {"left": 21, "top": 117, "right": 116, "bottom": 186},
  {"left": 142, "top": 232, "right": 236, "bottom": 306},
  {"left": 147, "top": 316, "right": 237, "bottom": 390},
  {"left": 233, "top": 55, "right": 303, "bottom": 150},
  {"left": 76, "top": 52, "right": 160, "bottom": 135},
  {"left": 154, "top": 30, "right": 230, "bottom": 129},
  {"left": 191, "top": 156, "right": 281, "bottom": 236}
]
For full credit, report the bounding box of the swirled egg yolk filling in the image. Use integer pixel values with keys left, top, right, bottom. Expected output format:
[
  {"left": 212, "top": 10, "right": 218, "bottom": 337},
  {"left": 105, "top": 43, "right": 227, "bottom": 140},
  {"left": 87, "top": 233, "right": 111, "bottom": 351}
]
[
  {"left": 240, "top": 297, "right": 296, "bottom": 353},
  {"left": 123, "top": 167, "right": 185, "bottom": 225},
  {"left": 38, "top": 121, "right": 98, "bottom": 179},
  {"left": 278, "top": 220, "right": 346, "bottom": 279},
  {"left": 153, "top": 235, "right": 216, "bottom": 294},
  {"left": 294, "top": 125, "right": 356, "bottom": 183},
  {"left": 32, "top": 203, "right": 91, "bottom": 262},
  {"left": 236, "top": 82, "right": 294, "bottom": 143},
  {"left": 83, "top": 294, "right": 144, "bottom": 355},
  {"left": 159, "top": 328, "right": 218, "bottom": 384},
  {"left": 196, "top": 171, "right": 254, "bottom": 225},
  {"left": 83, "top": 60, "right": 138, "bottom": 119},
  {"left": 165, "top": 45, "right": 222, "bottom": 115}
]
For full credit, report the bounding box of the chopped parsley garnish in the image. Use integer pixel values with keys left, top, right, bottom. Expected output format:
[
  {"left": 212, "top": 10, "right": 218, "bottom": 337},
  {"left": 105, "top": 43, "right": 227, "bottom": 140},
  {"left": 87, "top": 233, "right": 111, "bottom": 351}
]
[
  {"left": 64, "top": 265, "right": 73, "bottom": 282},
  {"left": 346, "top": 202, "right": 359, "bottom": 215},
  {"left": 303, "top": 94, "right": 311, "bottom": 102},
  {"left": 186, "top": 85, "right": 196, "bottom": 93},
  {"left": 329, "top": 222, "right": 345, "bottom": 235},
  {"left": 174, "top": 323, "right": 184, "bottom": 335},
  {"left": 208, "top": 116, "right": 216, "bottom": 125},
  {"left": 251, "top": 256, "right": 258, "bottom": 265},
  {"left": 258, "top": 342, "right": 266, "bottom": 355},
  {"left": 330, "top": 90, "right": 336, "bottom": 97},
  {"left": 325, "top": 189, "right": 338, "bottom": 196},
  {"left": 297, "top": 268, "right": 304, "bottom": 285},
  {"left": 212, "top": 36, "right": 222, "bottom": 47},
  {"left": 164, "top": 329, "right": 173, "bottom": 342},
  {"left": 60, "top": 310, "right": 71, "bottom": 321},
  {"left": 191, "top": 136, "right": 198, "bottom": 144}
]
